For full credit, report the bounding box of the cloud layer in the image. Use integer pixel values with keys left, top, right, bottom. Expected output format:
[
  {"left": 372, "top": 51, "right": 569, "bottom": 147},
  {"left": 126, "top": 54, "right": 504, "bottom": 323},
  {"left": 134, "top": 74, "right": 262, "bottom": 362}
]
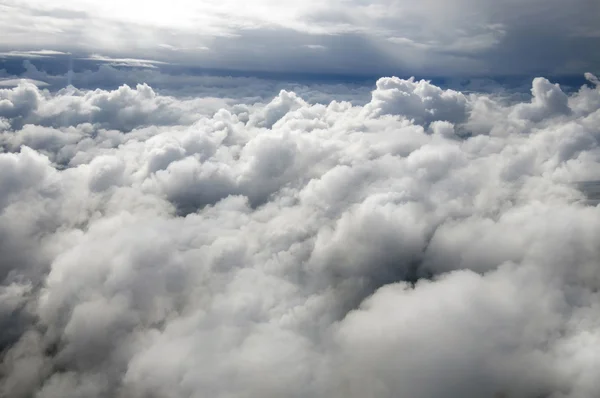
[
  {"left": 1, "top": 0, "right": 599, "bottom": 76},
  {"left": 1, "top": 73, "right": 600, "bottom": 398}
]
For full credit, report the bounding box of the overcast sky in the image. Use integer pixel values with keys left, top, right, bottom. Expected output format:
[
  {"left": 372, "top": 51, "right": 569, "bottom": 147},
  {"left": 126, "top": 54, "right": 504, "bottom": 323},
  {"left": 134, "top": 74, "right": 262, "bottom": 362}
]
[{"left": 1, "top": 0, "right": 599, "bottom": 76}]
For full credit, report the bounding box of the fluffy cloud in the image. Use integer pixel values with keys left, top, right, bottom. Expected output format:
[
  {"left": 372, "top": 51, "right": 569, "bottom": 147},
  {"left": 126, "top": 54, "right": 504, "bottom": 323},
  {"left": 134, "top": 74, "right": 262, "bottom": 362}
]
[
  {"left": 0, "top": 72, "right": 600, "bottom": 398},
  {"left": 363, "top": 76, "right": 469, "bottom": 125},
  {"left": 0, "top": 82, "right": 217, "bottom": 131}
]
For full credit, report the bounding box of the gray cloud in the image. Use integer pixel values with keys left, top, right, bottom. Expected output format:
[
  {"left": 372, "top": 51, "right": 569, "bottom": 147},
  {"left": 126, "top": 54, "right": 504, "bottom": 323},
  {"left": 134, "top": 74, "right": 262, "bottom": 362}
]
[
  {"left": 0, "top": 0, "right": 598, "bottom": 76},
  {"left": 0, "top": 72, "right": 599, "bottom": 398},
  {"left": 0, "top": 60, "right": 376, "bottom": 106}
]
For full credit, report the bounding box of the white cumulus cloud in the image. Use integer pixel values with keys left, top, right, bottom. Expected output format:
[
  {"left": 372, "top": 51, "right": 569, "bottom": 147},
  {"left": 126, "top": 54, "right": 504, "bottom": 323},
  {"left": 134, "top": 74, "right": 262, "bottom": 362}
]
[{"left": 0, "top": 72, "right": 599, "bottom": 398}]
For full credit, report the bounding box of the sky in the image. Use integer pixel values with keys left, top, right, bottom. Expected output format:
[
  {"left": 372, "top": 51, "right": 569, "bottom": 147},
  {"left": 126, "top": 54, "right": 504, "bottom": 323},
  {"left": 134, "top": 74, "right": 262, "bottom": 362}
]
[
  {"left": 0, "top": 0, "right": 599, "bottom": 76},
  {"left": 1, "top": 2, "right": 600, "bottom": 398}
]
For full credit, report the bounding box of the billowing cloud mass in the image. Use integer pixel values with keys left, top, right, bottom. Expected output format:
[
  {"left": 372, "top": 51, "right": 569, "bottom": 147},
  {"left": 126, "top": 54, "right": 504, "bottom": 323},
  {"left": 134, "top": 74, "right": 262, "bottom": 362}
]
[{"left": 0, "top": 71, "right": 600, "bottom": 398}]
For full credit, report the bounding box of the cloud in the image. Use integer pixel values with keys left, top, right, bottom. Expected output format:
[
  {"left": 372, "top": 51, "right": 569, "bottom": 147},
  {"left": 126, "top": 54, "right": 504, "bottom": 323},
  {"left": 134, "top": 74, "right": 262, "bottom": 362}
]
[
  {"left": 362, "top": 76, "right": 469, "bottom": 125},
  {"left": 0, "top": 73, "right": 599, "bottom": 398},
  {"left": 0, "top": 59, "right": 376, "bottom": 107},
  {"left": 303, "top": 44, "right": 327, "bottom": 50},
  {"left": 0, "top": 81, "right": 230, "bottom": 131},
  {"left": 0, "top": 0, "right": 598, "bottom": 76},
  {"left": 0, "top": 78, "right": 50, "bottom": 88},
  {"left": 511, "top": 78, "right": 572, "bottom": 122},
  {"left": 83, "top": 55, "right": 168, "bottom": 69},
  {"left": 0, "top": 50, "right": 70, "bottom": 58}
]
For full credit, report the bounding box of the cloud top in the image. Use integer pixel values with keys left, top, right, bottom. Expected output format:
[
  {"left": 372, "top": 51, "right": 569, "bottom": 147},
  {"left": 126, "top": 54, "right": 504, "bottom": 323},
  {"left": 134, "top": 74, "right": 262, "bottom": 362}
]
[{"left": 0, "top": 73, "right": 600, "bottom": 398}]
